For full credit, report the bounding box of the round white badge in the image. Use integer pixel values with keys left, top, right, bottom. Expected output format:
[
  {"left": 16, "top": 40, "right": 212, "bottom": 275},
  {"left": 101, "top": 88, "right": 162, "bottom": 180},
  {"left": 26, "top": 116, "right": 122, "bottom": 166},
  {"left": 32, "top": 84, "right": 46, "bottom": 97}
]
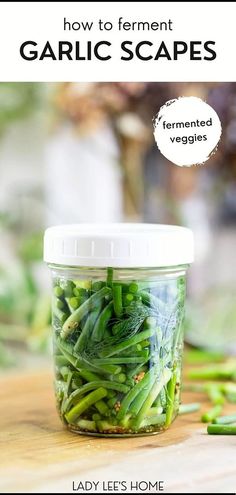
[{"left": 153, "top": 96, "right": 222, "bottom": 167}]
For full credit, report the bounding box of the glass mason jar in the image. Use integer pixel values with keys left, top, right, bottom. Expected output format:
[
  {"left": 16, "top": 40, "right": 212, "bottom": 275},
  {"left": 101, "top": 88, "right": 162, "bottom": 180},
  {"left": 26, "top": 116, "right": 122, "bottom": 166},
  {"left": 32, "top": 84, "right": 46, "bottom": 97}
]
[{"left": 44, "top": 224, "right": 194, "bottom": 437}]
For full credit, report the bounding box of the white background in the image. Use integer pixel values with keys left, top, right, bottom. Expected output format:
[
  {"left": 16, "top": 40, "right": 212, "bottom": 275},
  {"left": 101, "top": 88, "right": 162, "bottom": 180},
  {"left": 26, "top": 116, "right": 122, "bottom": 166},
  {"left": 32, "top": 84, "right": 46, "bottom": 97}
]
[{"left": 0, "top": 1, "right": 235, "bottom": 81}]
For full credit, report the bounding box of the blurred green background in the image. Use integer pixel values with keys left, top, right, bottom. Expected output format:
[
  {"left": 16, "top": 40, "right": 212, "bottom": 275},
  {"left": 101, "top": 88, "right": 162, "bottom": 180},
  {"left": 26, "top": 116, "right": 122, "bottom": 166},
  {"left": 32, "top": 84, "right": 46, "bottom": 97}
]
[{"left": 0, "top": 82, "right": 236, "bottom": 371}]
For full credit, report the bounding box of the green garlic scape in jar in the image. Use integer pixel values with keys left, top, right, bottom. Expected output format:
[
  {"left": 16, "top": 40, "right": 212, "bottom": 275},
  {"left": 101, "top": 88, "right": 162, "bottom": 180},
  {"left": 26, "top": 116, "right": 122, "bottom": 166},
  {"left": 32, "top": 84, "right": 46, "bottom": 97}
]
[{"left": 44, "top": 224, "right": 194, "bottom": 437}]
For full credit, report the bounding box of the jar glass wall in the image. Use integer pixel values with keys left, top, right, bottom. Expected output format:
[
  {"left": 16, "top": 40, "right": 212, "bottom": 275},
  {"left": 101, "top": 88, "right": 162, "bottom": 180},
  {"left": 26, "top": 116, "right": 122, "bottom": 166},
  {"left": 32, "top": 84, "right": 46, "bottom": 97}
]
[{"left": 49, "top": 264, "right": 187, "bottom": 437}]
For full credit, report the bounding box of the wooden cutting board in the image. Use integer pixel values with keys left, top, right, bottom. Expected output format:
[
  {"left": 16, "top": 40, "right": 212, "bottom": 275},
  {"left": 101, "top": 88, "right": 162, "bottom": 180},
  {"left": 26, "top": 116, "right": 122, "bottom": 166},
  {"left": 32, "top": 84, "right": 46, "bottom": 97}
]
[{"left": 0, "top": 369, "right": 236, "bottom": 493}]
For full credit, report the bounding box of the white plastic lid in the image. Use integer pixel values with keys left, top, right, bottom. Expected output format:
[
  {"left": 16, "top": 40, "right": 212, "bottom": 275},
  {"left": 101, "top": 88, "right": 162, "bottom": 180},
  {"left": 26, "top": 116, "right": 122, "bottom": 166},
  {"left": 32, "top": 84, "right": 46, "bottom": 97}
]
[{"left": 44, "top": 223, "right": 194, "bottom": 268}]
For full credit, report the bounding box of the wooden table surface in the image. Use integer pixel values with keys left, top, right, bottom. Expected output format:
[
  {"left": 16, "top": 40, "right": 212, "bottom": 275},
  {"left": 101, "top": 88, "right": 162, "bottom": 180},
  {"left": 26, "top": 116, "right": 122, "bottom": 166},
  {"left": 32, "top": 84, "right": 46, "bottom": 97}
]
[{"left": 0, "top": 369, "right": 236, "bottom": 494}]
